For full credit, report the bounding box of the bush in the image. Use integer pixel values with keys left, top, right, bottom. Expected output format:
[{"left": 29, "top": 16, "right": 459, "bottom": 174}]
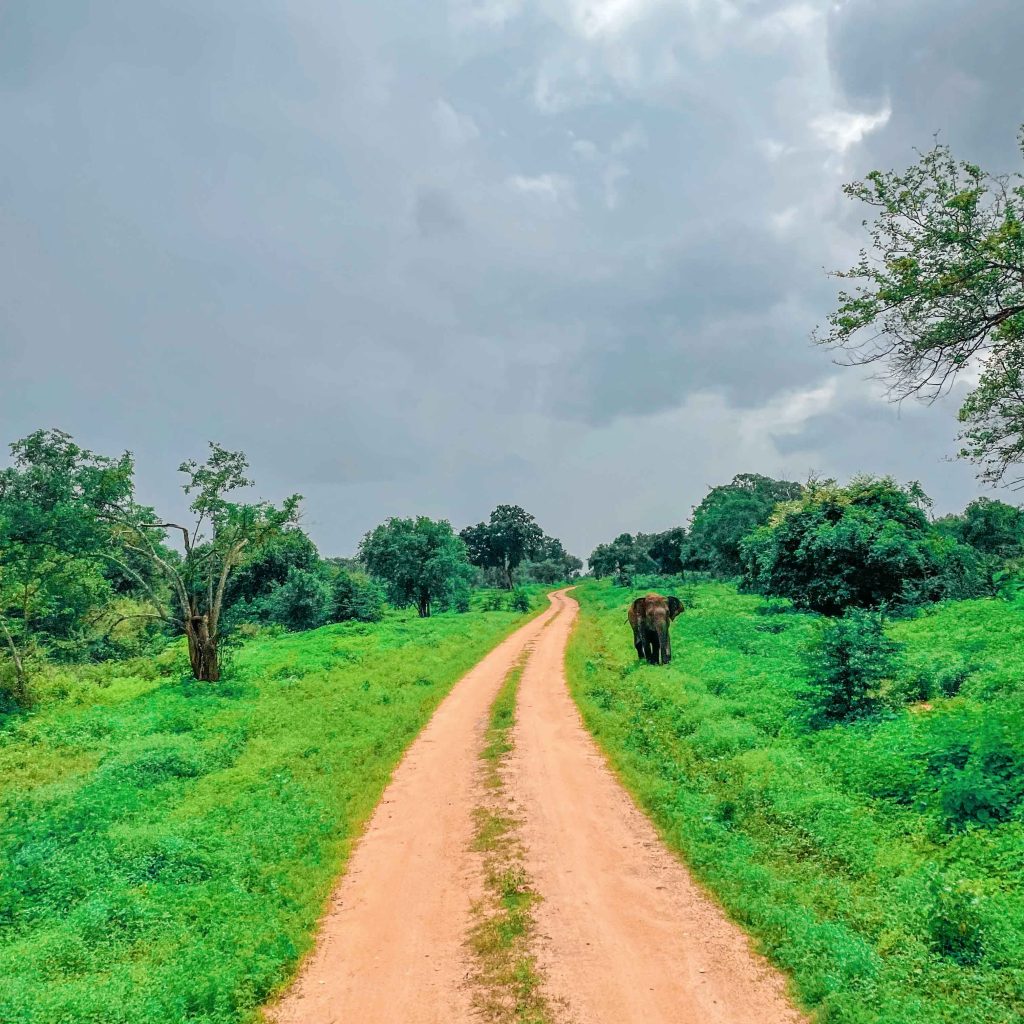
[
  {"left": 741, "top": 476, "right": 986, "bottom": 614},
  {"left": 330, "top": 569, "right": 384, "bottom": 623},
  {"left": 924, "top": 871, "right": 986, "bottom": 964},
  {"left": 801, "top": 609, "right": 903, "bottom": 726},
  {"left": 264, "top": 567, "right": 332, "bottom": 632},
  {"left": 509, "top": 590, "right": 532, "bottom": 613},
  {"left": 481, "top": 592, "right": 506, "bottom": 612}
]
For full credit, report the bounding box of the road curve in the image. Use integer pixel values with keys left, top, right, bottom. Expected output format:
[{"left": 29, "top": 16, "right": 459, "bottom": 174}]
[{"left": 511, "top": 588, "right": 806, "bottom": 1024}]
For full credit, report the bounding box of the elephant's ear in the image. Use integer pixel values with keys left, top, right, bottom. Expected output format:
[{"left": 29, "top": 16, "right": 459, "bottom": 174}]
[
  {"left": 667, "top": 596, "right": 683, "bottom": 619},
  {"left": 629, "top": 596, "right": 646, "bottom": 620}
]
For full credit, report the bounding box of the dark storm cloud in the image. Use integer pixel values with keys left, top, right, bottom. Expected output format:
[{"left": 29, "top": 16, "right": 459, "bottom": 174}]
[{"left": 2, "top": 0, "right": 1021, "bottom": 557}]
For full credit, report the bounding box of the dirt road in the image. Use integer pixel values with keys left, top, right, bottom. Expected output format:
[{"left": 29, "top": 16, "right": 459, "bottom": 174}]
[{"left": 268, "top": 589, "right": 806, "bottom": 1024}]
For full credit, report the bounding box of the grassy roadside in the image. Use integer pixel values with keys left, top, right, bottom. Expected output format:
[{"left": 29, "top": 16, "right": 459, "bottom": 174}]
[
  {"left": 468, "top": 656, "right": 555, "bottom": 1024},
  {"left": 0, "top": 593, "right": 546, "bottom": 1024},
  {"left": 565, "top": 578, "right": 1024, "bottom": 1024}
]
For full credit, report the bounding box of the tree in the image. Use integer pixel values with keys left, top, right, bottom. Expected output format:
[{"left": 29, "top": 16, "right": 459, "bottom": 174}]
[
  {"left": 103, "top": 444, "right": 301, "bottom": 681},
  {"left": 588, "top": 533, "right": 656, "bottom": 580},
  {"left": 328, "top": 566, "right": 384, "bottom": 623},
  {"left": 740, "top": 476, "right": 985, "bottom": 614},
  {"left": 460, "top": 505, "right": 544, "bottom": 589},
  {"left": 687, "top": 474, "right": 803, "bottom": 575},
  {"left": 935, "top": 497, "right": 1024, "bottom": 559},
  {"left": 360, "top": 516, "right": 473, "bottom": 617},
  {"left": 222, "top": 527, "right": 320, "bottom": 611},
  {"left": 818, "top": 131, "right": 1024, "bottom": 483},
  {"left": 0, "top": 430, "right": 134, "bottom": 701},
  {"left": 640, "top": 527, "right": 687, "bottom": 575},
  {"left": 516, "top": 534, "right": 584, "bottom": 585},
  {"left": 264, "top": 566, "right": 333, "bottom": 632}
]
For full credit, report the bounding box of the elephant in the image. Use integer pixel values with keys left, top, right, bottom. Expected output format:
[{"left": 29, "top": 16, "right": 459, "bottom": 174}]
[{"left": 628, "top": 593, "right": 684, "bottom": 665}]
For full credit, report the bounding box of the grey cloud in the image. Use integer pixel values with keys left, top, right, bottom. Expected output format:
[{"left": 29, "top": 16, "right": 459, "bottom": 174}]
[{"left": 1, "top": 0, "right": 1017, "bottom": 558}]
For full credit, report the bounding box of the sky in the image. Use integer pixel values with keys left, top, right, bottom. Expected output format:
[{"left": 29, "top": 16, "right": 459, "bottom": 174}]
[{"left": 3, "top": 0, "right": 1024, "bottom": 559}]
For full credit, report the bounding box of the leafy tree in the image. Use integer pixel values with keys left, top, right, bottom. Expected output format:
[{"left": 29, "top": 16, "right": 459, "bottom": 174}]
[
  {"left": 460, "top": 505, "right": 544, "bottom": 589},
  {"left": 264, "top": 566, "right": 332, "bottom": 632},
  {"left": 360, "top": 516, "right": 473, "bottom": 617},
  {"left": 687, "top": 473, "right": 803, "bottom": 576},
  {"left": 935, "top": 497, "right": 1024, "bottom": 559},
  {"left": 740, "top": 476, "right": 984, "bottom": 614},
  {"left": 103, "top": 444, "right": 301, "bottom": 681},
  {"left": 588, "top": 533, "right": 656, "bottom": 579},
  {"left": 222, "top": 528, "right": 320, "bottom": 611},
  {"left": 329, "top": 566, "right": 384, "bottom": 623},
  {"left": 818, "top": 131, "right": 1024, "bottom": 483},
  {"left": 517, "top": 534, "right": 583, "bottom": 584},
  {"left": 0, "top": 429, "right": 134, "bottom": 701},
  {"left": 802, "top": 609, "right": 904, "bottom": 726},
  {"left": 640, "top": 527, "right": 687, "bottom": 575}
]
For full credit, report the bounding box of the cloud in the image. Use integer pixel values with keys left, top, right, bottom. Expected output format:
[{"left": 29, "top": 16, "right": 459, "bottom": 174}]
[{"left": 1, "top": 0, "right": 1017, "bottom": 560}]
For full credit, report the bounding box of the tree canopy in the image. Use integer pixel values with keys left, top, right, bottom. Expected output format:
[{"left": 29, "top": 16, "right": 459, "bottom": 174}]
[
  {"left": 460, "top": 505, "right": 545, "bottom": 589},
  {"left": 818, "top": 130, "right": 1024, "bottom": 484},
  {"left": 740, "top": 477, "right": 984, "bottom": 614},
  {"left": 687, "top": 473, "right": 803, "bottom": 576},
  {"left": 360, "top": 516, "right": 473, "bottom": 617}
]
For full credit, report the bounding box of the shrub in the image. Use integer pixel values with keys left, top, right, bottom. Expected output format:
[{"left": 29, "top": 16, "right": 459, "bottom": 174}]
[
  {"left": 510, "top": 590, "right": 532, "bottom": 613},
  {"left": 924, "top": 871, "right": 986, "bottom": 964},
  {"left": 801, "top": 609, "right": 903, "bottom": 726},
  {"left": 330, "top": 569, "right": 384, "bottom": 623},
  {"left": 741, "top": 476, "right": 986, "bottom": 614},
  {"left": 482, "top": 592, "right": 506, "bottom": 612},
  {"left": 264, "top": 567, "right": 332, "bottom": 632}
]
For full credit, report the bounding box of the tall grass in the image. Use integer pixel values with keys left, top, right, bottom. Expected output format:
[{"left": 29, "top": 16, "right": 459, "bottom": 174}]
[
  {"left": 566, "top": 579, "right": 1024, "bottom": 1024},
  {"left": 0, "top": 594, "right": 543, "bottom": 1024}
]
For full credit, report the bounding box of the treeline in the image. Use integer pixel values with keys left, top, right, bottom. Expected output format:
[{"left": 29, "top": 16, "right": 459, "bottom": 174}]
[
  {"left": 590, "top": 472, "right": 1023, "bottom": 614},
  {"left": 0, "top": 429, "right": 580, "bottom": 704}
]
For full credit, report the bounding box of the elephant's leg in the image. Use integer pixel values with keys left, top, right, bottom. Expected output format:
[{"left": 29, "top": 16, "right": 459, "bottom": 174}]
[
  {"left": 661, "top": 631, "right": 672, "bottom": 665},
  {"left": 632, "top": 628, "right": 645, "bottom": 660},
  {"left": 644, "top": 632, "right": 658, "bottom": 664}
]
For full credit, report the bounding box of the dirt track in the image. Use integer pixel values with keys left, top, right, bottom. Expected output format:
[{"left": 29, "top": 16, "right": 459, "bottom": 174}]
[{"left": 268, "top": 589, "right": 806, "bottom": 1024}]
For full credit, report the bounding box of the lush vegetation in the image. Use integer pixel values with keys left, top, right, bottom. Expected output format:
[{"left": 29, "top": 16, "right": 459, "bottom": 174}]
[
  {"left": 567, "top": 577, "right": 1024, "bottom": 1024},
  {"left": 461, "top": 505, "right": 582, "bottom": 589},
  {"left": 740, "top": 477, "right": 987, "bottom": 614},
  {"left": 818, "top": 127, "right": 1024, "bottom": 485},
  {"left": 0, "top": 592, "right": 544, "bottom": 1024}
]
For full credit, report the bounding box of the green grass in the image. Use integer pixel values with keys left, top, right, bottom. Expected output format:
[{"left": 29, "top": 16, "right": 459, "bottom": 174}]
[
  {"left": 469, "top": 657, "right": 554, "bottom": 1024},
  {"left": 0, "top": 593, "right": 544, "bottom": 1024},
  {"left": 566, "top": 578, "right": 1024, "bottom": 1024}
]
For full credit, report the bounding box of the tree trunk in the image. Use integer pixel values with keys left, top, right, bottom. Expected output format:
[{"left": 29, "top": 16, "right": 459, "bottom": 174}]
[
  {"left": 417, "top": 593, "right": 431, "bottom": 618},
  {"left": 185, "top": 614, "right": 220, "bottom": 681},
  {"left": 0, "top": 614, "right": 29, "bottom": 705},
  {"left": 503, "top": 563, "right": 514, "bottom": 590}
]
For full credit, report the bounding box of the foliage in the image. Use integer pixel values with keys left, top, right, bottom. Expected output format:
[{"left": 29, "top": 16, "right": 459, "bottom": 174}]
[
  {"left": 0, "top": 430, "right": 136, "bottom": 701},
  {"left": 740, "top": 476, "right": 985, "bottom": 614},
  {"left": 460, "top": 506, "right": 545, "bottom": 589},
  {"left": 566, "top": 578, "right": 1024, "bottom": 1024},
  {"left": 0, "top": 600, "right": 541, "bottom": 1023},
  {"left": 328, "top": 566, "right": 384, "bottom": 623},
  {"left": 515, "top": 534, "right": 583, "bottom": 585},
  {"left": 262, "top": 566, "right": 333, "bottom": 632},
  {"left": 818, "top": 130, "right": 1024, "bottom": 483},
  {"left": 360, "top": 516, "right": 474, "bottom": 617},
  {"left": 801, "top": 610, "right": 903, "bottom": 726},
  {"left": 221, "top": 528, "right": 320, "bottom": 610},
  {"left": 935, "top": 497, "right": 1024, "bottom": 559},
  {"left": 687, "top": 473, "right": 803, "bottom": 576},
  {"left": 588, "top": 533, "right": 656, "bottom": 579},
  {"left": 102, "top": 443, "right": 301, "bottom": 681}
]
